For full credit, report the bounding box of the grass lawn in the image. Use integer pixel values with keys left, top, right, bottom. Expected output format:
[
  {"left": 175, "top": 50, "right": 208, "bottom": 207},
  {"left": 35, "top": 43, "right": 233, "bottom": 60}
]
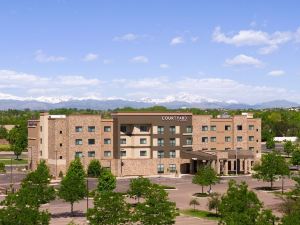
[
  {"left": 180, "top": 209, "right": 220, "bottom": 221},
  {"left": 0, "top": 144, "right": 11, "bottom": 151},
  {"left": 0, "top": 158, "right": 28, "bottom": 165}
]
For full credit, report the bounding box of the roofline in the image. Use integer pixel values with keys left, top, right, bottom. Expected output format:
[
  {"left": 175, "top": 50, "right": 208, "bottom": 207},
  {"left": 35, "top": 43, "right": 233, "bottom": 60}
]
[{"left": 111, "top": 112, "right": 193, "bottom": 116}]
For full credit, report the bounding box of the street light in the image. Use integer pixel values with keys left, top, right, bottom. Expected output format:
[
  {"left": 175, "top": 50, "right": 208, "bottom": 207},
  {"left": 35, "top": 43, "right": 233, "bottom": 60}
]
[{"left": 82, "top": 154, "right": 89, "bottom": 211}]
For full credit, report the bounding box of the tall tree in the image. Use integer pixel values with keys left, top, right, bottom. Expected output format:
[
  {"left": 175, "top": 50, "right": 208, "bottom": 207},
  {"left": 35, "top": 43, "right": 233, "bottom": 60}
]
[
  {"left": 97, "top": 169, "right": 116, "bottom": 192},
  {"left": 7, "top": 125, "right": 27, "bottom": 159},
  {"left": 266, "top": 137, "right": 275, "bottom": 150},
  {"left": 192, "top": 166, "right": 219, "bottom": 194},
  {"left": 58, "top": 158, "right": 86, "bottom": 215},
  {"left": 128, "top": 176, "right": 151, "bottom": 203},
  {"left": 0, "top": 125, "right": 8, "bottom": 139},
  {"left": 87, "top": 159, "right": 102, "bottom": 177},
  {"left": 283, "top": 141, "right": 295, "bottom": 157}
]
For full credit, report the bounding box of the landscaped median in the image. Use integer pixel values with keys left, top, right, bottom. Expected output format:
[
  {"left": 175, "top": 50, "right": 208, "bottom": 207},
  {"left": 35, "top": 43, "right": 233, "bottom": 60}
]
[
  {"left": 0, "top": 158, "right": 27, "bottom": 165},
  {"left": 0, "top": 144, "right": 10, "bottom": 151},
  {"left": 180, "top": 209, "right": 220, "bottom": 221}
]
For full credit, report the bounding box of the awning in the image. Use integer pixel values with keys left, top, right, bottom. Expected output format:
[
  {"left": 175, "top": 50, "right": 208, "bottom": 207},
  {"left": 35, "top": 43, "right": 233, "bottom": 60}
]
[{"left": 181, "top": 150, "right": 217, "bottom": 160}]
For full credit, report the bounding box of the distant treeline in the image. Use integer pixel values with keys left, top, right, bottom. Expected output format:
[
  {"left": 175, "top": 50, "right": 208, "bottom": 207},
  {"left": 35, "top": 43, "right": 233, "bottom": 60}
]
[{"left": 1, "top": 107, "right": 300, "bottom": 141}]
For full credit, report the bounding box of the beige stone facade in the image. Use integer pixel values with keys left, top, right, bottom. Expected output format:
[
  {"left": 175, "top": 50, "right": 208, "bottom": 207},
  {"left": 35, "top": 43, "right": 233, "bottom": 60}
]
[{"left": 28, "top": 112, "right": 261, "bottom": 177}]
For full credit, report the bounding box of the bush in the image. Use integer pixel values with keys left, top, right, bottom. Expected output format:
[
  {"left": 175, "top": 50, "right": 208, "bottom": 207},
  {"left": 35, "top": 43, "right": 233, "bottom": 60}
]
[
  {"left": 0, "top": 144, "right": 11, "bottom": 151},
  {"left": 0, "top": 162, "right": 5, "bottom": 172},
  {"left": 87, "top": 159, "right": 102, "bottom": 177}
]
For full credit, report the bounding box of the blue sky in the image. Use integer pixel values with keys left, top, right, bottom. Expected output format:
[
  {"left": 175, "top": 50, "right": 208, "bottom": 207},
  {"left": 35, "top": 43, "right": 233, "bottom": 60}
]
[{"left": 1, "top": 0, "right": 300, "bottom": 104}]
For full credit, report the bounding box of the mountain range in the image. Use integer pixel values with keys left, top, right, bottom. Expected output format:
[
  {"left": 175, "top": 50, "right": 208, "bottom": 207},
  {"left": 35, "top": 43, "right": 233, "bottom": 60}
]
[{"left": 0, "top": 99, "right": 298, "bottom": 110}]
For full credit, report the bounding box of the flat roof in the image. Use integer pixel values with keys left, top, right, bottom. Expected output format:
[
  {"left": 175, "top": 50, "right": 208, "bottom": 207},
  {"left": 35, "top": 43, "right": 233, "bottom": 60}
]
[{"left": 111, "top": 112, "right": 193, "bottom": 116}]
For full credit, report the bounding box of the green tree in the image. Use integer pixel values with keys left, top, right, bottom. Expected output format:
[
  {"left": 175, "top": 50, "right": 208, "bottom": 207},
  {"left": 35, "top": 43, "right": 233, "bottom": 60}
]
[
  {"left": 192, "top": 166, "right": 219, "bottom": 194},
  {"left": 266, "top": 137, "right": 275, "bottom": 149},
  {"left": 128, "top": 176, "right": 151, "bottom": 203},
  {"left": 97, "top": 169, "right": 116, "bottom": 192},
  {"left": 87, "top": 191, "right": 131, "bottom": 225},
  {"left": 87, "top": 159, "right": 102, "bottom": 177},
  {"left": 256, "top": 209, "right": 277, "bottom": 225},
  {"left": 253, "top": 152, "right": 289, "bottom": 189},
  {"left": 0, "top": 126, "right": 8, "bottom": 139},
  {"left": 0, "top": 162, "right": 5, "bottom": 173},
  {"left": 7, "top": 125, "right": 27, "bottom": 159},
  {"left": 134, "top": 183, "right": 178, "bottom": 225},
  {"left": 207, "top": 192, "right": 221, "bottom": 215},
  {"left": 291, "top": 149, "right": 300, "bottom": 165},
  {"left": 58, "top": 158, "right": 86, "bottom": 215},
  {"left": 283, "top": 141, "right": 295, "bottom": 157},
  {"left": 189, "top": 198, "right": 200, "bottom": 211}
]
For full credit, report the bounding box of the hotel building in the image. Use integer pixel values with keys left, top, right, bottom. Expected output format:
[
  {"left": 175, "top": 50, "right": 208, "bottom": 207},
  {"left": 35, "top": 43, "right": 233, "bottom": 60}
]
[{"left": 28, "top": 112, "right": 261, "bottom": 177}]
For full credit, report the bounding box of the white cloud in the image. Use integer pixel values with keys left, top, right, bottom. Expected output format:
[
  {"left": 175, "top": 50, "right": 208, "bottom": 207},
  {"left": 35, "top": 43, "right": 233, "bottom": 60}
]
[
  {"left": 170, "top": 36, "right": 184, "bottom": 45},
  {"left": 224, "top": 54, "right": 263, "bottom": 67},
  {"left": 34, "top": 50, "right": 66, "bottom": 63},
  {"left": 58, "top": 76, "right": 101, "bottom": 86},
  {"left": 83, "top": 53, "right": 98, "bottom": 61},
  {"left": 295, "top": 27, "right": 300, "bottom": 43},
  {"left": 258, "top": 45, "right": 278, "bottom": 55},
  {"left": 268, "top": 70, "right": 286, "bottom": 77},
  {"left": 113, "top": 33, "right": 138, "bottom": 41},
  {"left": 130, "top": 56, "right": 149, "bottom": 63},
  {"left": 159, "top": 64, "right": 169, "bottom": 69},
  {"left": 191, "top": 36, "right": 199, "bottom": 42}
]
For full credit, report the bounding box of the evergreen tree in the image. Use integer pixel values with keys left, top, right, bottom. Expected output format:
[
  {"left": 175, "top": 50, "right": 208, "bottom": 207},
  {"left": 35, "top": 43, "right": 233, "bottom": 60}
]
[
  {"left": 87, "top": 159, "right": 102, "bottom": 177},
  {"left": 97, "top": 169, "right": 116, "bottom": 192}
]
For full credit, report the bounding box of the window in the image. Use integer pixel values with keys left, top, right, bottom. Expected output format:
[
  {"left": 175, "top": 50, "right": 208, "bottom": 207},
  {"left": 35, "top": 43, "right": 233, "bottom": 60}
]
[
  {"left": 169, "top": 138, "right": 176, "bottom": 146},
  {"left": 237, "top": 147, "right": 242, "bottom": 150},
  {"left": 40, "top": 138, "right": 42, "bottom": 144},
  {"left": 157, "top": 164, "right": 164, "bottom": 173},
  {"left": 237, "top": 136, "right": 243, "bottom": 142},
  {"left": 59, "top": 156, "right": 63, "bottom": 159},
  {"left": 210, "top": 137, "right": 216, "bottom": 142},
  {"left": 88, "top": 126, "right": 95, "bottom": 132},
  {"left": 75, "top": 151, "right": 83, "bottom": 158},
  {"left": 59, "top": 130, "right": 62, "bottom": 134},
  {"left": 249, "top": 147, "right": 255, "bottom": 151},
  {"left": 120, "top": 138, "right": 126, "bottom": 144},
  {"left": 225, "top": 125, "right": 231, "bottom": 131},
  {"left": 40, "top": 126, "right": 43, "bottom": 132},
  {"left": 202, "top": 126, "right": 208, "bottom": 131},
  {"left": 60, "top": 143, "right": 62, "bottom": 147},
  {"left": 186, "top": 126, "right": 193, "bottom": 133},
  {"left": 158, "top": 126, "right": 164, "bottom": 134},
  {"left": 75, "top": 139, "right": 83, "bottom": 145},
  {"left": 104, "top": 139, "right": 111, "bottom": 144},
  {"left": 211, "top": 148, "right": 216, "bottom": 151},
  {"left": 225, "top": 148, "right": 231, "bottom": 150},
  {"left": 120, "top": 125, "right": 127, "bottom": 133},
  {"left": 169, "top": 126, "right": 176, "bottom": 134},
  {"left": 88, "top": 139, "right": 95, "bottom": 145},
  {"left": 88, "top": 151, "right": 95, "bottom": 157},
  {"left": 249, "top": 125, "right": 255, "bottom": 130},
  {"left": 225, "top": 136, "right": 231, "bottom": 142},
  {"left": 249, "top": 136, "right": 254, "bottom": 141},
  {"left": 202, "top": 137, "right": 208, "bottom": 143},
  {"left": 210, "top": 125, "right": 216, "bottom": 131},
  {"left": 140, "top": 150, "right": 147, "bottom": 156},
  {"left": 75, "top": 126, "right": 83, "bottom": 132},
  {"left": 169, "top": 150, "right": 176, "bottom": 158},
  {"left": 140, "top": 138, "right": 147, "bottom": 144},
  {"left": 169, "top": 164, "right": 176, "bottom": 172},
  {"left": 158, "top": 150, "right": 164, "bottom": 158},
  {"left": 104, "top": 151, "right": 111, "bottom": 157},
  {"left": 121, "top": 150, "right": 126, "bottom": 157},
  {"left": 104, "top": 126, "right": 111, "bottom": 132},
  {"left": 237, "top": 125, "right": 243, "bottom": 131},
  {"left": 140, "top": 125, "right": 148, "bottom": 132},
  {"left": 158, "top": 138, "right": 164, "bottom": 146},
  {"left": 186, "top": 138, "right": 193, "bottom": 145}
]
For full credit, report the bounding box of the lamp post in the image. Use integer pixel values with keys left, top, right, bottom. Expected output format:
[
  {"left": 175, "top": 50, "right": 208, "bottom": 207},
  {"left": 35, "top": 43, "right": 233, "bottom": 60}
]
[{"left": 82, "top": 154, "right": 89, "bottom": 211}]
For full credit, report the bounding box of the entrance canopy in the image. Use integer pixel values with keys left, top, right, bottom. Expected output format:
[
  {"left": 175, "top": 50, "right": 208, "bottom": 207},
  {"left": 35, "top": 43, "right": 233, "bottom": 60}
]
[{"left": 181, "top": 150, "right": 217, "bottom": 161}]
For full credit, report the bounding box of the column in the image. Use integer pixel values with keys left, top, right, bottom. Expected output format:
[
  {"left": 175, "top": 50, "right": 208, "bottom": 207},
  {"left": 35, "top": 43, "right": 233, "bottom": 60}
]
[
  {"left": 216, "top": 160, "right": 220, "bottom": 174},
  {"left": 244, "top": 159, "right": 248, "bottom": 174},
  {"left": 240, "top": 159, "right": 244, "bottom": 173},
  {"left": 224, "top": 160, "right": 228, "bottom": 175},
  {"left": 211, "top": 160, "right": 216, "bottom": 171}
]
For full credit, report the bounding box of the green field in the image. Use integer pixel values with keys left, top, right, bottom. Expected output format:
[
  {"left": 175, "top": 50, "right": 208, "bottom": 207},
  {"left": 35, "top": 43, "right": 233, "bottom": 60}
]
[
  {"left": 0, "top": 144, "right": 11, "bottom": 151},
  {"left": 0, "top": 159, "right": 28, "bottom": 165},
  {"left": 180, "top": 209, "right": 220, "bottom": 221}
]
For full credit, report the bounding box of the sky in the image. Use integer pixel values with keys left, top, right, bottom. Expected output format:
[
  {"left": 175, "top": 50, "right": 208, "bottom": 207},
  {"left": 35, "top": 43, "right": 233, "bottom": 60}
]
[{"left": 1, "top": 0, "right": 300, "bottom": 104}]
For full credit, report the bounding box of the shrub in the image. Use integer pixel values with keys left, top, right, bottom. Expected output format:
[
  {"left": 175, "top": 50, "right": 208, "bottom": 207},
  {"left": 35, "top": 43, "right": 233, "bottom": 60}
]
[{"left": 87, "top": 159, "right": 102, "bottom": 177}]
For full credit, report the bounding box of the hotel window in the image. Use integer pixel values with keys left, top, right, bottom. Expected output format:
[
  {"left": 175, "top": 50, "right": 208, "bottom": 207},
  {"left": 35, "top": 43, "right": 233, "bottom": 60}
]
[
  {"left": 140, "top": 150, "right": 147, "bottom": 156},
  {"left": 140, "top": 138, "right": 147, "bottom": 144},
  {"left": 249, "top": 136, "right": 254, "bottom": 141},
  {"left": 75, "top": 139, "right": 83, "bottom": 145},
  {"left": 59, "top": 130, "right": 63, "bottom": 134},
  {"left": 249, "top": 147, "right": 255, "bottom": 151},
  {"left": 210, "top": 125, "right": 216, "bottom": 131},
  {"left": 60, "top": 143, "right": 62, "bottom": 147},
  {"left": 120, "top": 125, "right": 127, "bottom": 133},
  {"left": 157, "top": 164, "right": 164, "bottom": 173},
  {"left": 169, "top": 126, "right": 176, "bottom": 134},
  {"left": 104, "top": 151, "right": 111, "bottom": 157},
  {"left": 169, "top": 164, "right": 176, "bottom": 172},
  {"left": 237, "top": 125, "right": 243, "bottom": 131},
  {"left": 158, "top": 150, "right": 165, "bottom": 158},
  {"left": 75, "top": 151, "right": 83, "bottom": 158},
  {"left": 202, "top": 126, "right": 208, "bottom": 131},
  {"left": 169, "top": 138, "right": 176, "bottom": 146},
  {"left": 75, "top": 126, "right": 83, "bottom": 132},
  {"left": 225, "top": 148, "right": 231, "bottom": 150},
  {"left": 237, "top": 136, "right": 243, "bottom": 142},
  {"left": 158, "top": 126, "right": 164, "bottom": 134},
  {"left": 225, "top": 136, "right": 231, "bottom": 142},
  {"left": 88, "top": 126, "right": 95, "bottom": 132},
  {"left": 186, "top": 138, "right": 193, "bottom": 145},
  {"left": 169, "top": 150, "right": 176, "bottom": 158},
  {"left": 202, "top": 137, "right": 208, "bottom": 143},
  {"left": 59, "top": 156, "right": 63, "bottom": 159},
  {"left": 186, "top": 126, "right": 193, "bottom": 133},
  {"left": 237, "top": 147, "right": 242, "bottom": 150},
  {"left": 104, "top": 139, "right": 111, "bottom": 144},
  {"left": 210, "top": 137, "right": 216, "bottom": 142},
  {"left": 120, "top": 138, "right": 126, "bottom": 144},
  {"left": 88, "top": 151, "right": 95, "bottom": 157},
  {"left": 249, "top": 125, "right": 255, "bottom": 130},
  {"left": 40, "top": 138, "right": 43, "bottom": 144},
  {"left": 104, "top": 126, "right": 111, "bottom": 132},
  {"left": 40, "top": 126, "right": 43, "bottom": 132},
  {"left": 211, "top": 148, "right": 216, "bottom": 151},
  {"left": 140, "top": 125, "right": 148, "bottom": 132},
  {"left": 88, "top": 139, "right": 95, "bottom": 145},
  {"left": 121, "top": 150, "right": 126, "bottom": 157},
  {"left": 225, "top": 125, "right": 231, "bottom": 131},
  {"left": 158, "top": 138, "right": 164, "bottom": 146}
]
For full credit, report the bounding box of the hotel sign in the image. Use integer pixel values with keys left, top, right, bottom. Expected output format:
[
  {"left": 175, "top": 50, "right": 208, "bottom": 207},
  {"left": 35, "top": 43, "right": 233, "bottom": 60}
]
[{"left": 161, "top": 115, "right": 188, "bottom": 122}]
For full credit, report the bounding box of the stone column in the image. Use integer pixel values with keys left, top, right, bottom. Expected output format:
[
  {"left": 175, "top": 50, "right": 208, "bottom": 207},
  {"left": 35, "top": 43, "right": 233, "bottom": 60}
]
[
  {"left": 211, "top": 160, "right": 216, "bottom": 171},
  {"left": 224, "top": 160, "right": 228, "bottom": 175},
  {"left": 244, "top": 159, "right": 248, "bottom": 174},
  {"left": 216, "top": 160, "right": 220, "bottom": 175},
  {"left": 240, "top": 159, "right": 244, "bottom": 173}
]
